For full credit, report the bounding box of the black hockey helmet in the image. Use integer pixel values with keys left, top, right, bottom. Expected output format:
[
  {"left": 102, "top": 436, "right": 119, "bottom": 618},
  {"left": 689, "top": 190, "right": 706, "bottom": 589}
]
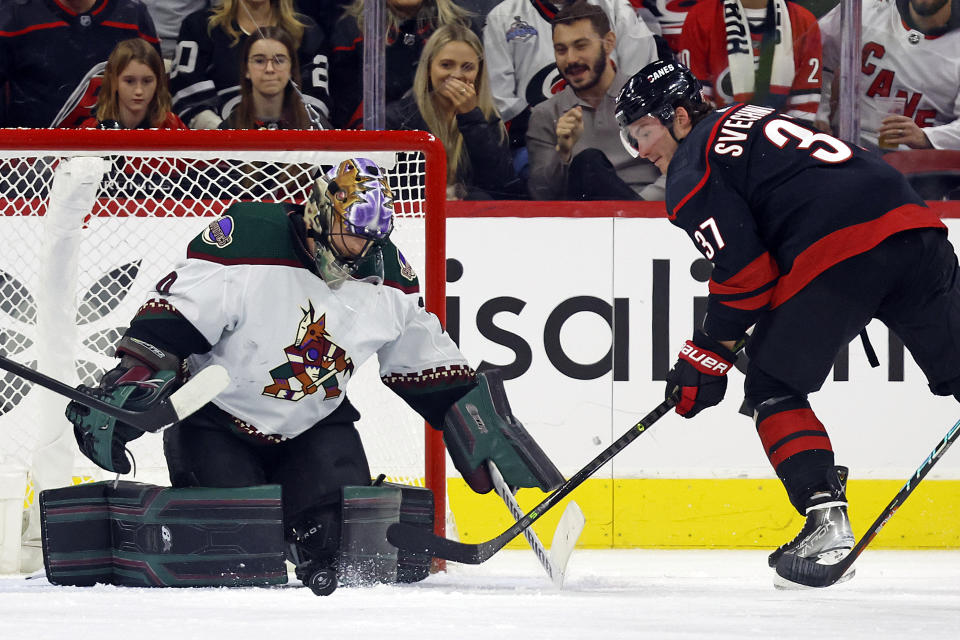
[{"left": 615, "top": 59, "right": 703, "bottom": 129}]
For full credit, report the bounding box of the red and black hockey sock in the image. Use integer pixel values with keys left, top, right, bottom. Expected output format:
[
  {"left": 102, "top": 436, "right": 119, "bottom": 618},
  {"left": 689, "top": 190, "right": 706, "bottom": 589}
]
[{"left": 755, "top": 396, "right": 835, "bottom": 514}]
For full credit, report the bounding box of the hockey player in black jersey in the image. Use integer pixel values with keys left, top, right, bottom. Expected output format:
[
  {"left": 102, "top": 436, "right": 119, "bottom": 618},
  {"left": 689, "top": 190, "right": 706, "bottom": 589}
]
[{"left": 616, "top": 60, "right": 960, "bottom": 587}]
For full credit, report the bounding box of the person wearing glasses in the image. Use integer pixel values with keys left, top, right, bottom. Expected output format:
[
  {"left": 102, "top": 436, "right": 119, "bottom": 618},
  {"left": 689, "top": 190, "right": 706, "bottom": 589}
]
[
  {"left": 169, "top": 0, "right": 329, "bottom": 129},
  {"left": 220, "top": 26, "right": 329, "bottom": 129}
]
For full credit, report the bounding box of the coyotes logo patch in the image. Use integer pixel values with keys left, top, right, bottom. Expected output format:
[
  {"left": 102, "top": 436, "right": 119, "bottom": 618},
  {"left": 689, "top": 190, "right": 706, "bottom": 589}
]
[{"left": 262, "top": 301, "right": 354, "bottom": 401}]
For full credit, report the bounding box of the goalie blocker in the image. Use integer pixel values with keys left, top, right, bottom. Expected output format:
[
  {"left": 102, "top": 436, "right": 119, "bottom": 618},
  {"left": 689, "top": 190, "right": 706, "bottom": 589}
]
[{"left": 443, "top": 369, "right": 564, "bottom": 494}]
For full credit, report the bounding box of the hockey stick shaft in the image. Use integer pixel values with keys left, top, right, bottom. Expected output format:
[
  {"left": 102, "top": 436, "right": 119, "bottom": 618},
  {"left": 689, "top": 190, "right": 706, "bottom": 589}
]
[
  {"left": 0, "top": 354, "right": 229, "bottom": 433},
  {"left": 387, "top": 396, "right": 676, "bottom": 563},
  {"left": 387, "top": 336, "right": 750, "bottom": 564},
  {"left": 489, "top": 462, "right": 554, "bottom": 581},
  {"left": 777, "top": 414, "right": 960, "bottom": 587}
]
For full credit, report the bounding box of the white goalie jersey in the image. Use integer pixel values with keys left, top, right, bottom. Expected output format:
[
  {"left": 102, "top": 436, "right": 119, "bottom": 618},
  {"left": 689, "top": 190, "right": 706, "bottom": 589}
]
[
  {"left": 131, "top": 203, "right": 471, "bottom": 442},
  {"left": 817, "top": 0, "right": 960, "bottom": 150}
]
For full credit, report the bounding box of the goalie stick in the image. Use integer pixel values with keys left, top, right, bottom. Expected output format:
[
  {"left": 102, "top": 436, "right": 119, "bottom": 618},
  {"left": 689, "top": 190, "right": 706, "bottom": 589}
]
[
  {"left": 776, "top": 414, "right": 960, "bottom": 588},
  {"left": 489, "top": 461, "right": 585, "bottom": 587},
  {"left": 0, "top": 354, "right": 230, "bottom": 433},
  {"left": 387, "top": 396, "right": 677, "bottom": 564}
]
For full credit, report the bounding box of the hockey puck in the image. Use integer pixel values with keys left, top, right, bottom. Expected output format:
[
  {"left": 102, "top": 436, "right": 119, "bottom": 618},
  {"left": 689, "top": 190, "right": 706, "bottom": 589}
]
[{"left": 308, "top": 568, "right": 338, "bottom": 596}]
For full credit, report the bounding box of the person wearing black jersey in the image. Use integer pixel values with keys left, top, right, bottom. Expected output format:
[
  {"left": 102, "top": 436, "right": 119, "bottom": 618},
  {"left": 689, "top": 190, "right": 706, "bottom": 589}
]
[
  {"left": 0, "top": 0, "right": 159, "bottom": 128},
  {"left": 615, "top": 60, "right": 960, "bottom": 587}
]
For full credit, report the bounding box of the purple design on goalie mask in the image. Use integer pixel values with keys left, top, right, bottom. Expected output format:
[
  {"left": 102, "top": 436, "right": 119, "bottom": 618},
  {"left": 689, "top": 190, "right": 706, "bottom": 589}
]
[
  {"left": 325, "top": 158, "right": 394, "bottom": 240},
  {"left": 202, "top": 215, "right": 234, "bottom": 248}
]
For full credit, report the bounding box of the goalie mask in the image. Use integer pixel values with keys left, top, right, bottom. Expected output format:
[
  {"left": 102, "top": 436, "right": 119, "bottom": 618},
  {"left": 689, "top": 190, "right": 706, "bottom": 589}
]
[
  {"left": 304, "top": 158, "right": 395, "bottom": 286},
  {"left": 615, "top": 60, "right": 703, "bottom": 158}
]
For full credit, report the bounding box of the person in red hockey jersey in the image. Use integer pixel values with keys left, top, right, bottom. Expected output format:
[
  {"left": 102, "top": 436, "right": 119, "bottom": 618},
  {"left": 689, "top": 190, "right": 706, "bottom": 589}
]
[{"left": 675, "top": 0, "right": 822, "bottom": 122}]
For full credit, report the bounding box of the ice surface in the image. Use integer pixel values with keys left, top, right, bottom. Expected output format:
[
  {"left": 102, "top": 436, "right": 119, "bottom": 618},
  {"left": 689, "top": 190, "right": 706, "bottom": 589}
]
[{"left": 1, "top": 549, "right": 958, "bottom": 639}]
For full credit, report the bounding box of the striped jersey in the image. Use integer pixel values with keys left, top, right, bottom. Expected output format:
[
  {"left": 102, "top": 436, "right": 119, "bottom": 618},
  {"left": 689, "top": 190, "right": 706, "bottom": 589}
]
[
  {"left": 665, "top": 103, "right": 944, "bottom": 341},
  {"left": 0, "top": 0, "right": 159, "bottom": 127}
]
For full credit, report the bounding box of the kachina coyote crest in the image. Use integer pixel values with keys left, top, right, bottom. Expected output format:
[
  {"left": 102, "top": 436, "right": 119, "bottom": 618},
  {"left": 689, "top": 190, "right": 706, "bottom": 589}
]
[{"left": 262, "top": 301, "right": 354, "bottom": 401}]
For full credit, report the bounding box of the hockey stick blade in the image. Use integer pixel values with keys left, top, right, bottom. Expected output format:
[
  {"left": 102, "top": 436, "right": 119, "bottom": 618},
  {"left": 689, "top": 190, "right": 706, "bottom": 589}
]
[
  {"left": 549, "top": 501, "right": 586, "bottom": 586},
  {"left": 167, "top": 364, "right": 231, "bottom": 423},
  {"left": 0, "top": 354, "right": 230, "bottom": 433},
  {"left": 387, "top": 396, "right": 677, "bottom": 563},
  {"left": 489, "top": 460, "right": 584, "bottom": 586},
  {"left": 776, "top": 414, "right": 960, "bottom": 588}
]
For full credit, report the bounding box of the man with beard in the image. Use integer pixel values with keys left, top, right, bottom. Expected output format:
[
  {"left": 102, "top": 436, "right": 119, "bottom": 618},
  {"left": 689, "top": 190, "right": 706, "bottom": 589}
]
[
  {"left": 483, "top": 0, "right": 657, "bottom": 158},
  {"left": 525, "top": 0, "right": 663, "bottom": 200},
  {"left": 816, "top": 0, "right": 960, "bottom": 151}
]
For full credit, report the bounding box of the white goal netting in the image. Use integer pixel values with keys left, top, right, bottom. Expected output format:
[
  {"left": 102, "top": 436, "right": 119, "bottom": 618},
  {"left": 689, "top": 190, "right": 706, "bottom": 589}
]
[{"left": 0, "top": 129, "right": 448, "bottom": 572}]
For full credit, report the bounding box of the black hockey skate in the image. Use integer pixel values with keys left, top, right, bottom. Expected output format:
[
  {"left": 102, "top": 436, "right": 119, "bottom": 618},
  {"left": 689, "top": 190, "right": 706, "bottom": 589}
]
[{"left": 770, "top": 466, "right": 855, "bottom": 589}]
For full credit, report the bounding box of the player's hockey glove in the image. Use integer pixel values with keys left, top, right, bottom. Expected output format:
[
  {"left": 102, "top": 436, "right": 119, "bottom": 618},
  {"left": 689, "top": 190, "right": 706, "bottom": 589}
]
[
  {"left": 66, "top": 365, "right": 179, "bottom": 474},
  {"left": 442, "top": 369, "right": 564, "bottom": 494},
  {"left": 665, "top": 330, "right": 738, "bottom": 419}
]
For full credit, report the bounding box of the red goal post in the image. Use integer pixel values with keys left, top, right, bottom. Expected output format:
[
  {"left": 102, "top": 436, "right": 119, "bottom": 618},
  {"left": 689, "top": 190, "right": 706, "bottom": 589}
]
[{"left": 0, "top": 129, "right": 449, "bottom": 571}]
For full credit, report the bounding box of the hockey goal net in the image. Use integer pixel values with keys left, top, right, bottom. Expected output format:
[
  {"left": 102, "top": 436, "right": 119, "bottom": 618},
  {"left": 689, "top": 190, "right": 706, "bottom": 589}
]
[{"left": 0, "top": 129, "right": 448, "bottom": 572}]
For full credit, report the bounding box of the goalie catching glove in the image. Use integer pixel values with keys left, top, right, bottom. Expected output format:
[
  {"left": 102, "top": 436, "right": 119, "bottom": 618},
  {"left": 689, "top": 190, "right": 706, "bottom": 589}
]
[
  {"left": 665, "top": 330, "right": 738, "bottom": 418},
  {"left": 66, "top": 337, "right": 182, "bottom": 474},
  {"left": 442, "top": 369, "right": 564, "bottom": 494}
]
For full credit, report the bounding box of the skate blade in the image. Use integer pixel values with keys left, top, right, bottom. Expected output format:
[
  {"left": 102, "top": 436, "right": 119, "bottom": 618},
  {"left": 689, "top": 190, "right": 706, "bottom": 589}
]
[
  {"left": 773, "top": 567, "right": 855, "bottom": 590},
  {"left": 772, "top": 548, "right": 855, "bottom": 590}
]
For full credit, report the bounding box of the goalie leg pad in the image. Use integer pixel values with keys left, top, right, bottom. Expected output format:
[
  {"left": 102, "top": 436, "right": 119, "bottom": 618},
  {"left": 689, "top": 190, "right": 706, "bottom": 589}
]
[
  {"left": 343, "top": 482, "right": 435, "bottom": 585},
  {"left": 40, "top": 481, "right": 286, "bottom": 587},
  {"left": 339, "top": 485, "right": 403, "bottom": 586},
  {"left": 290, "top": 483, "right": 434, "bottom": 588},
  {"left": 443, "top": 369, "right": 564, "bottom": 493}
]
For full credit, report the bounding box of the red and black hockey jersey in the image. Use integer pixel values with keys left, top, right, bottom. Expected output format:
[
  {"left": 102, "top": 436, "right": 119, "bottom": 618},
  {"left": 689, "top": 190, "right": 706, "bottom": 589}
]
[
  {"left": 666, "top": 103, "right": 944, "bottom": 341},
  {"left": 0, "top": 0, "right": 159, "bottom": 128}
]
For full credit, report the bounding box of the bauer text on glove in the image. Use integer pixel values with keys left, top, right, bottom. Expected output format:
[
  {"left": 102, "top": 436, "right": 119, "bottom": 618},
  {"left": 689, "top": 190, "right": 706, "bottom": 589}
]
[{"left": 664, "top": 330, "right": 738, "bottom": 419}]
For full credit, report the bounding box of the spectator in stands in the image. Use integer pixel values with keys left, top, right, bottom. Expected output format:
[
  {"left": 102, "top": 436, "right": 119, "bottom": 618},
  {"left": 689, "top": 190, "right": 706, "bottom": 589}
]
[
  {"left": 170, "top": 0, "right": 329, "bottom": 129},
  {"left": 526, "top": 1, "right": 662, "bottom": 200},
  {"left": 816, "top": 0, "right": 960, "bottom": 151},
  {"left": 676, "top": 0, "right": 822, "bottom": 123},
  {"left": 220, "top": 26, "right": 328, "bottom": 129},
  {"left": 146, "top": 0, "right": 214, "bottom": 64},
  {"left": 0, "top": 0, "right": 159, "bottom": 128},
  {"left": 79, "top": 39, "right": 187, "bottom": 129},
  {"left": 386, "top": 23, "right": 521, "bottom": 199},
  {"left": 329, "top": 0, "right": 475, "bottom": 129},
  {"left": 482, "top": 0, "right": 658, "bottom": 155}
]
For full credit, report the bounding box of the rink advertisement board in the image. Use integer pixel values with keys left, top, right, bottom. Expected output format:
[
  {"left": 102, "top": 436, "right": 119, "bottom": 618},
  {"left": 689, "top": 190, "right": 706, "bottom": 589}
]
[{"left": 444, "top": 200, "right": 960, "bottom": 549}]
